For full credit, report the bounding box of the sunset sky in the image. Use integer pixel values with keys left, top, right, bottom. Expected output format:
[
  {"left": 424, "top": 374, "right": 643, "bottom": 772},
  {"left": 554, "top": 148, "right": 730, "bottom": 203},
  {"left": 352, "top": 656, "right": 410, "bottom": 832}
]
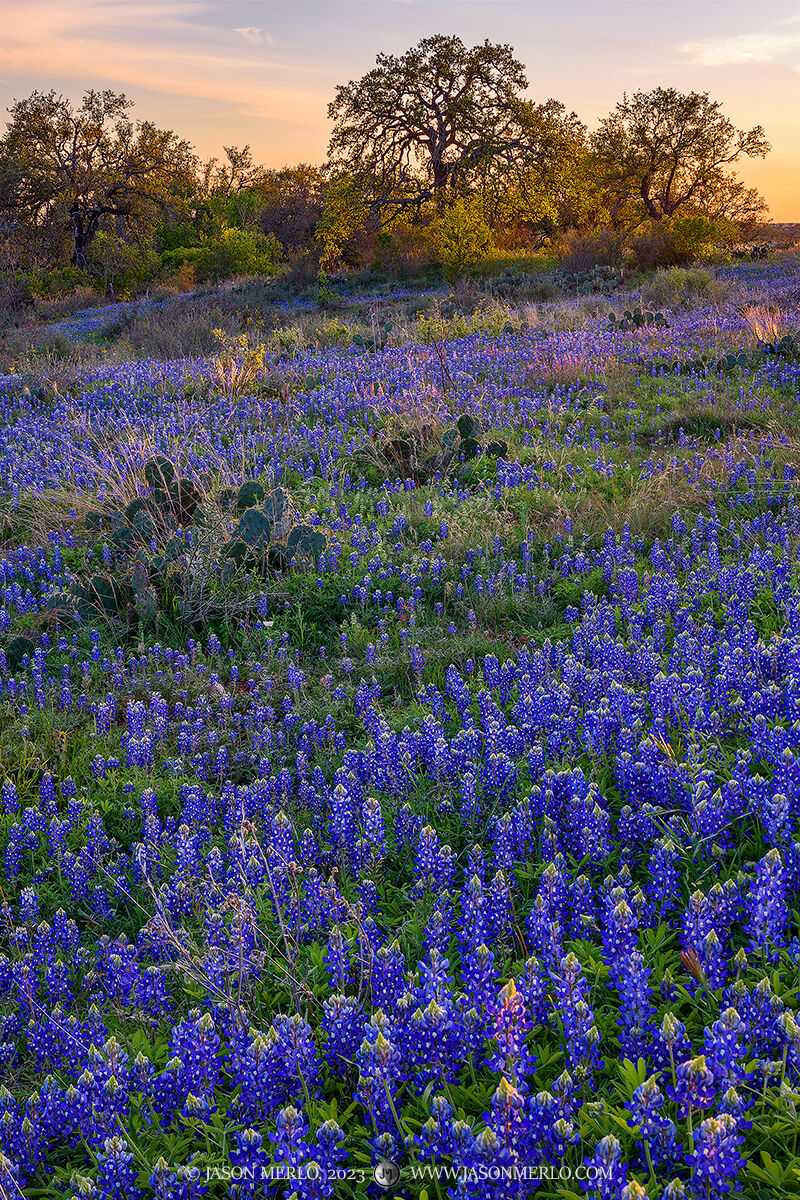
[{"left": 2, "top": 0, "right": 798, "bottom": 219}]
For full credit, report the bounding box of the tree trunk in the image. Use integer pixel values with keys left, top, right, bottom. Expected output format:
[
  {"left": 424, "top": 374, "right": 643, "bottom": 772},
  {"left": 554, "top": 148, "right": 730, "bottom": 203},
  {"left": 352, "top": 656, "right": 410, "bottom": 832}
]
[
  {"left": 640, "top": 187, "right": 663, "bottom": 222},
  {"left": 70, "top": 209, "right": 88, "bottom": 268},
  {"left": 70, "top": 206, "right": 102, "bottom": 268},
  {"left": 432, "top": 158, "right": 450, "bottom": 211}
]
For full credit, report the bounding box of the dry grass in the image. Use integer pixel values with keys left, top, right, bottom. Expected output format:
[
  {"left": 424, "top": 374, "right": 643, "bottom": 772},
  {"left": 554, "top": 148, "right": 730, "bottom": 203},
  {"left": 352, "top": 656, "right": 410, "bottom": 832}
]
[
  {"left": 741, "top": 303, "right": 787, "bottom": 344},
  {"left": 519, "top": 304, "right": 540, "bottom": 330},
  {"left": 2, "top": 327, "right": 103, "bottom": 396},
  {"left": 559, "top": 469, "right": 710, "bottom": 542},
  {"left": 116, "top": 301, "right": 229, "bottom": 360},
  {"left": 543, "top": 295, "right": 610, "bottom": 332},
  {"left": 424, "top": 494, "right": 514, "bottom": 564},
  {"left": 49, "top": 413, "right": 225, "bottom": 516},
  {"left": 210, "top": 329, "right": 267, "bottom": 396},
  {"left": 0, "top": 488, "right": 99, "bottom": 551},
  {"left": 523, "top": 346, "right": 631, "bottom": 405},
  {"left": 642, "top": 267, "right": 736, "bottom": 311}
]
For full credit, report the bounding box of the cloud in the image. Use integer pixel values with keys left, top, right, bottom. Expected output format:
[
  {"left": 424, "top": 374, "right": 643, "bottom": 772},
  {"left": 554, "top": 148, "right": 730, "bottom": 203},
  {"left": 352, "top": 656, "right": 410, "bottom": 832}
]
[
  {"left": 681, "top": 25, "right": 800, "bottom": 67},
  {"left": 233, "top": 27, "right": 271, "bottom": 46},
  {"left": 1, "top": 0, "right": 320, "bottom": 123}
]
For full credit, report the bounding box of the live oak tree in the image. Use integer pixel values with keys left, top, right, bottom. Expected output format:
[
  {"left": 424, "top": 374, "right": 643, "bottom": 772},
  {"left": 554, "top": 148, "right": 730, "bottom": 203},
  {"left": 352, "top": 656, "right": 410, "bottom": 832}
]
[
  {"left": 475, "top": 100, "right": 588, "bottom": 243},
  {"left": 258, "top": 165, "right": 327, "bottom": 255},
  {"left": 0, "top": 89, "right": 197, "bottom": 269},
  {"left": 592, "top": 88, "right": 769, "bottom": 226},
  {"left": 201, "top": 145, "right": 267, "bottom": 230},
  {"left": 327, "top": 34, "right": 577, "bottom": 220}
]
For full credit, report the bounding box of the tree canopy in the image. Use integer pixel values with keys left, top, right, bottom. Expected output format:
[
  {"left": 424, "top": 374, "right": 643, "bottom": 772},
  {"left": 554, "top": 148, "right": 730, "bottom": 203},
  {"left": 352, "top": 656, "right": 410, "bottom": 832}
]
[
  {"left": 0, "top": 89, "right": 196, "bottom": 268},
  {"left": 0, "top": 58, "right": 775, "bottom": 290},
  {"left": 327, "top": 34, "right": 579, "bottom": 219},
  {"left": 592, "top": 88, "right": 770, "bottom": 226}
]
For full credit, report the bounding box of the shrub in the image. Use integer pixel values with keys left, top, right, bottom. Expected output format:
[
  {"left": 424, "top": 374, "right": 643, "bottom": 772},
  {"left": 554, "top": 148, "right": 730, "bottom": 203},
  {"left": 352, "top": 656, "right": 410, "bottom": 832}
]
[
  {"left": 210, "top": 329, "right": 266, "bottom": 396},
  {"left": 432, "top": 197, "right": 492, "bottom": 280},
  {"left": 271, "top": 325, "right": 306, "bottom": 358},
  {"left": 28, "top": 264, "right": 98, "bottom": 298},
  {"left": 629, "top": 215, "right": 733, "bottom": 270},
  {"left": 558, "top": 228, "right": 625, "bottom": 272},
  {"left": 315, "top": 317, "right": 354, "bottom": 348},
  {"left": 627, "top": 223, "right": 672, "bottom": 270},
  {"left": 486, "top": 267, "right": 556, "bottom": 302},
  {"left": 0, "top": 279, "right": 34, "bottom": 330},
  {"left": 354, "top": 410, "right": 507, "bottom": 486},
  {"left": 670, "top": 214, "right": 739, "bottom": 264},
  {"left": 160, "top": 246, "right": 203, "bottom": 271},
  {"left": 162, "top": 261, "right": 197, "bottom": 294},
  {"left": 371, "top": 218, "right": 437, "bottom": 278},
  {"left": 643, "top": 266, "right": 732, "bottom": 310},
  {"left": 286, "top": 248, "right": 320, "bottom": 289},
  {"left": 412, "top": 299, "right": 522, "bottom": 344},
  {"left": 195, "top": 227, "right": 281, "bottom": 282}
]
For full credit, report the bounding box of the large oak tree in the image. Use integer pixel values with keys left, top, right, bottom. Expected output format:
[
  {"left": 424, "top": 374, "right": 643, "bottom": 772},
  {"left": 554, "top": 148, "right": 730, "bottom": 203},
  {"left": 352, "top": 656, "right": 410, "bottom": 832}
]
[
  {"left": 0, "top": 89, "right": 196, "bottom": 269},
  {"left": 327, "top": 34, "right": 578, "bottom": 218},
  {"left": 592, "top": 88, "right": 769, "bottom": 226}
]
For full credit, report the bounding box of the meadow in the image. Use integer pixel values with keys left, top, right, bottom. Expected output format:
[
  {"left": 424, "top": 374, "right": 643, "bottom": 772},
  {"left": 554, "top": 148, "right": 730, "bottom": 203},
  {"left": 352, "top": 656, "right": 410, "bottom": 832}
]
[{"left": 0, "top": 253, "right": 799, "bottom": 1199}]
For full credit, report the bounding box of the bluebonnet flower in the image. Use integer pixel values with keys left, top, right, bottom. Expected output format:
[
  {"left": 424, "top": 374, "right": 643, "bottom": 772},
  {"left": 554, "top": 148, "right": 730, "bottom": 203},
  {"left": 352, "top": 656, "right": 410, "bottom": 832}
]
[
  {"left": 581, "top": 1135, "right": 628, "bottom": 1198},
  {"left": 685, "top": 1113, "right": 746, "bottom": 1198},
  {"left": 668, "top": 1055, "right": 716, "bottom": 1118},
  {"left": 322, "top": 994, "right": 364, "bottom": 1070},
  {"left": 355, "top": 1016, "right": 403, "bottom": 1132},
  {"left": 97, "top": 1135, "right": 143, "bottom": 1199},
  {"left": 746, "top": 848, "right": 790, "bottom": 960}
]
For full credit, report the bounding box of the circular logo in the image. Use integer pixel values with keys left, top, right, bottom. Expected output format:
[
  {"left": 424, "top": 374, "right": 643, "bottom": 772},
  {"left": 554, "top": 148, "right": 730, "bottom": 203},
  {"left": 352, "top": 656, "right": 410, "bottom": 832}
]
[{"left": 373, "top": 1159, "right": 401, "bottom": 1189}]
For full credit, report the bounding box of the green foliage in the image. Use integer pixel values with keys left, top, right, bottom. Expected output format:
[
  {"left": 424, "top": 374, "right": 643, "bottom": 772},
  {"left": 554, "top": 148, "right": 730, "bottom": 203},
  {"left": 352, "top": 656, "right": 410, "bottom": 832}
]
[
  {"left": 488, "top": 266, "right": 558, "bottom": 301},
  {"left": 1, "top": 88, "right": 197, "bottom": 272},
  {"left": 350, "top": 314, "right": 395, "bottom": 351},
  {"left": 233, "top": 506, "right": 274, "bottom": 550},
  {"left": 143, "top": 455, "right": 176, "bottom": 490},
  {"left": 327, "top": 34, "right": 576, "bottom": 231},
  {"left": 195, "top": 227, "right": 281, "bottom": 282},
  {"left": 312, "top": 273, "right": 343, "bottom": 309},
  {"left": 315, "top": 317, "right": 353, "bottom": 348},
  {"left": 315, "top": 173, "right": 370, "bottom": 270},
  {"left": 71, "top": 573, "right": 129, "bottom": 619},
  {"left": 1, "top": 636, "right": 35, "bottom": 673},
  {"left": 667, "top": 213, "right": 736, "bottom": 264},
  {"left": 159, "top": 246, "right": 203, "bottom": 271},
  {"left": 651, "top": 335, "right": 797, "bottom": 378},
  {"left": 629, "top": 215, "right": 744, "bottom": 270},
  {"left": 431, "top": 197, "right": 492, "bottom": 280},
  {"left": 225, "top": 487, "right": 327, "bottom": 574},
  {"left": 75, "top": 468, "right": 329, "bottom": 634},
  {"left": 271, "top": 325, "right": 306, "bottom": 358},
  {"left": 593, "top": 87, "right": 769, "bottom": 228},
  {"left": 27, "top": 265, "right": 98, "bottom": 299},
  {"left": 287, "top": 524, "right": 327, "bottom": 563},
  {"left": 642, "top": 265, "right": 731, "bottom": 309}
]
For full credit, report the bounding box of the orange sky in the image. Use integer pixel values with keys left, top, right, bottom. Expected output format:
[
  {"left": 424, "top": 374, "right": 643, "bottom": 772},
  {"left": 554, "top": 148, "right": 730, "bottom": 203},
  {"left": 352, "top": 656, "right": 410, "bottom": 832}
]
[{"left": 2, "top": 1, "right": 798, "bottom": 219}]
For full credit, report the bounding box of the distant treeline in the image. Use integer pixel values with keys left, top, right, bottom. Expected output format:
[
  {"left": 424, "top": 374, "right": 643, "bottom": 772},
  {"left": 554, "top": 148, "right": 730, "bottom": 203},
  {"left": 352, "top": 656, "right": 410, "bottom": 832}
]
[{"left": 0, "top": 35, "right": 772, "bottom": 296}]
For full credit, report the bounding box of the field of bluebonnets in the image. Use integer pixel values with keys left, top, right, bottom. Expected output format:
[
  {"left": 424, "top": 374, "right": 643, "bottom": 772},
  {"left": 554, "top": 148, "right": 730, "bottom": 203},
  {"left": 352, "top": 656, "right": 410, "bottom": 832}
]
[{"left": 0, "top": 253, "right": 800, "bottom": 1200}]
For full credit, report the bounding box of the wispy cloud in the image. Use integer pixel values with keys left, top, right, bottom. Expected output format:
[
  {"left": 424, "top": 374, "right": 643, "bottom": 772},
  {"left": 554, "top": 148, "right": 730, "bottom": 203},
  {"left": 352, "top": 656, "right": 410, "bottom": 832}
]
[
  {"left": 1, "top": 1, "right": 319, "bottom": 121},
  {"left": 233, "top": 27, "right": 271, "bottom": 46},
  {"left": 681, "top": 20, "right": 800, "bottom": 68}
]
